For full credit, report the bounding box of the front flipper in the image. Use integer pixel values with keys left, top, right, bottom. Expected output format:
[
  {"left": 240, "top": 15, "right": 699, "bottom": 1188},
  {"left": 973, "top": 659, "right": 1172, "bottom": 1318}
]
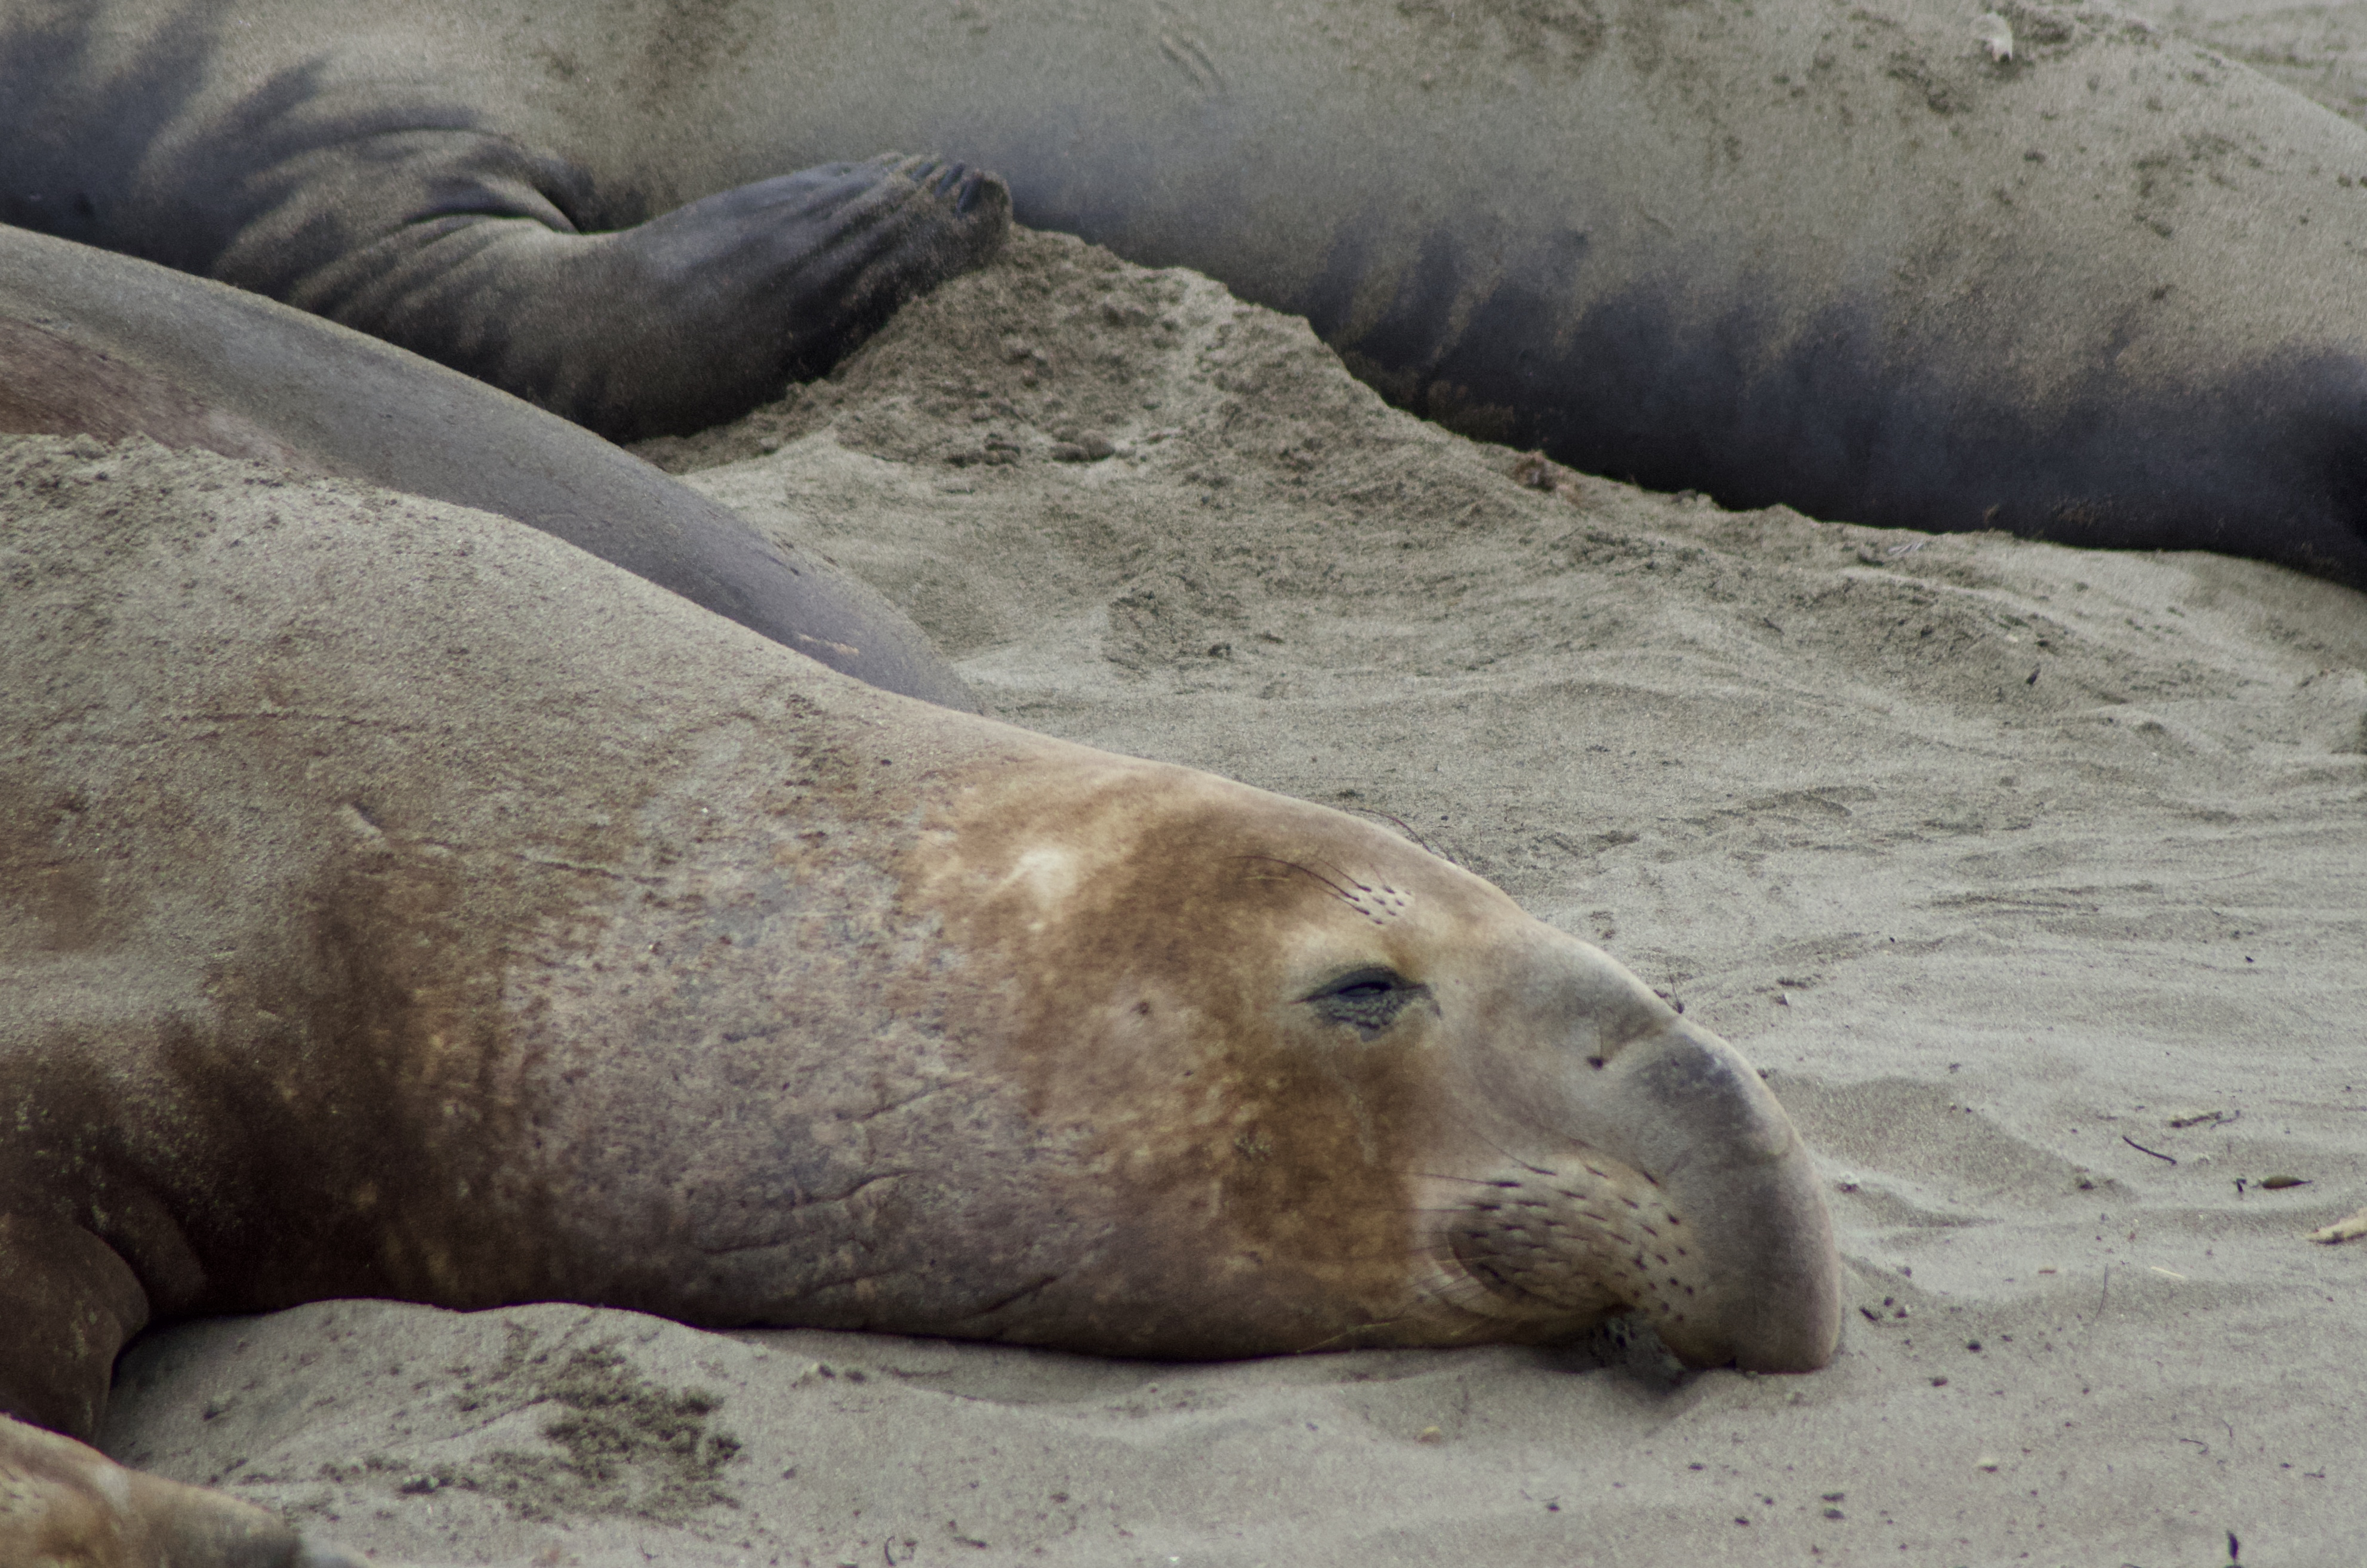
[
  {"left": 0, "top": 1218, "right": 360, "bottom": 1568},
  {"left": 4, "top": 54, "right": 1008, "bottom": 440},
  {"left": 233, "top": 146, "right": 1012, "bottom": 439},
  {"left": 0, "top": 1416, "right": 362, "bottom": 1568}
]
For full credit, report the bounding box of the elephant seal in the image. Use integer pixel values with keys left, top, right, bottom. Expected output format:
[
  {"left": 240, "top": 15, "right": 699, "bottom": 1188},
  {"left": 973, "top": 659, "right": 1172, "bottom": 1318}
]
[
  {"left": 0, "top": 442, "right": 1842, "bottom": 1565},
  {"left": 4, "top": 0, "right": 2366, "bottom": 583},
  {"left": 0, "top": 223, "right": 976, "bottom": 708}
]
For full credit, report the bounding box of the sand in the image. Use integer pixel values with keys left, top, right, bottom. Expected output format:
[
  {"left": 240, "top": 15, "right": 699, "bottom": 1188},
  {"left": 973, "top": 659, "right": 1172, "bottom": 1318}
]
[
  {"left": 18, "top": 10, "right": 2363, "bottom": 1564},
  {"left": 2170, "top": 0, "right": 2367, "bottom": 123}
]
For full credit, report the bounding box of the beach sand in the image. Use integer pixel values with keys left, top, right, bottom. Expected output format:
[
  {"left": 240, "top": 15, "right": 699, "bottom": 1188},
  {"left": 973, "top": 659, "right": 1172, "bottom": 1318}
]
[
  {"left": 40, "top": 11, "right": 2367, "bottom": 1564},
  {"left": 2171, "top": 0, "right": 2367, "bottom": 124}
]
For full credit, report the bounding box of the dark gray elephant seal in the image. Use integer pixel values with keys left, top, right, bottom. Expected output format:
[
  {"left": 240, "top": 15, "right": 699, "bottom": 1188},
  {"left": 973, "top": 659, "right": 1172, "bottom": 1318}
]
[
  {"left": 0, "top": 223, "right": 975, "bottom": 708},
  {"left": 4, "top": 0, "right": 2366, "bottom": 583},
  {"left": 0, "top": 0, "right": 1010, "bottom": 442},
  {"left": 0, "top": 443, "right": 1842, "bottom": 1564}
]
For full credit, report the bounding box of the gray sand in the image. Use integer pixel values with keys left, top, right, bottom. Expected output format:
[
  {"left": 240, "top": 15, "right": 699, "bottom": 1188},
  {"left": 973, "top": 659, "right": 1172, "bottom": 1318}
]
[
  {"left": 2171, "top": 0, "right": 2367, "bottom": 122},
  {"left": 20, "top": 8, "right": 2367, "bottom": 1564}
]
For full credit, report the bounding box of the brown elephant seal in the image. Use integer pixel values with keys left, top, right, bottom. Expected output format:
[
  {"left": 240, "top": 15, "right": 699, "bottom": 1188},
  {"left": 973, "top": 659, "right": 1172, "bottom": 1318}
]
[
  {"left": 0, "top": 223, "right": 975, "bottom": 709},
  {"left": 5, "top": 0, "right": 2367, "bottom": 581},
  {"left": 0, "top": 441, "right": 1841, "bottom": 1565}
]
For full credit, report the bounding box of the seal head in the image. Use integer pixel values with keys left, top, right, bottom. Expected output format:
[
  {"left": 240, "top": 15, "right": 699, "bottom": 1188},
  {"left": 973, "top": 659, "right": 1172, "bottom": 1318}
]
[{"left": 894, "top": 753, "right": 1842, "bottom": 1370}]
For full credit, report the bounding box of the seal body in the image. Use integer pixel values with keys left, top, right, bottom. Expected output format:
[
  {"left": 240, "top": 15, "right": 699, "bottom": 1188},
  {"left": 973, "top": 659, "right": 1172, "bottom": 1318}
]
[
  {"left": 0, "top": 445, "right": 1841, "bottom": 1563},
  {"left": 5, "top": 0, "right": 2366, "bottom": 580},
  {"left": 0, "top": 223, "right": 976, "bottom": 708}
]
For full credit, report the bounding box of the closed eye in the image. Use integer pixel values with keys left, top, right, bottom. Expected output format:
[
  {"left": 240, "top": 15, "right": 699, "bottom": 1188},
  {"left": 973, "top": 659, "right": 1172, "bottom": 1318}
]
[{"left": 1304, "top": 966, "right": 1428, "bottom": 1036}]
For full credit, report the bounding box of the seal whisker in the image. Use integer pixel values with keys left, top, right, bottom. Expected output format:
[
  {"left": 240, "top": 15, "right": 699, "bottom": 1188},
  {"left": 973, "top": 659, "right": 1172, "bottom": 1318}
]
[
  {"left": 1299, "top": 853, "right": 1377, "bottom": 895},
  {"left": 1230, "top": 852, "right": 1361, "bottom": 905},
  {"left": 1406, "top": 1169, "right": 1549, "bottom": 1190},
  {"left": 1339, "top": 806, "right": 1448, "bottom": 862}
]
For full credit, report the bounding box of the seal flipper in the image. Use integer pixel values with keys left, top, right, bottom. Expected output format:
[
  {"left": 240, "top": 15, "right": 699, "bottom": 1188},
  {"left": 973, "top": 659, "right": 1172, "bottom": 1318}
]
[
  {"left": 305, "top": 150, "right": 1010, "bottom": 439},
  {"left": 0, "top": 1218, "right": 355, "bottom": 1566},
  {"left": 0, "top": 1413, "right": 362, "bottom": 1567},
  {"left": 209, "top": 116, "right": 1010, "bottom": 438},
  {"left": 0, "top": 1213, "right": 150, "bottom": 1441},
  {"left": 0, "top": 32, "right": 1009, "bottom": 440}
]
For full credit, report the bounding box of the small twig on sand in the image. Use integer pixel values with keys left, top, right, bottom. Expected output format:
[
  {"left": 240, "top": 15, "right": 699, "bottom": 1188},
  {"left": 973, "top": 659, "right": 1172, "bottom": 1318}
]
[
  {"left": 2122, "top": 1134, "right": 2177, "bottom": 1165},
  {"left": 2306, "top": 1206, "right": 2367, "bottom": 1244}
]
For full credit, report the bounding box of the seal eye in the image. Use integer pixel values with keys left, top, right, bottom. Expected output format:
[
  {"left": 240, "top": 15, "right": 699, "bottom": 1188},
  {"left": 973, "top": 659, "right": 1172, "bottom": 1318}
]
[{"left": 1305, "top": 966, "right": 1426, "bottom": 1036}]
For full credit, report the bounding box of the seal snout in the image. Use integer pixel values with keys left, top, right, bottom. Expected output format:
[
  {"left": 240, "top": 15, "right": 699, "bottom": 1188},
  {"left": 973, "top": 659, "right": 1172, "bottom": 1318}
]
[
  {"left": 1431, "top": 926, "right": 1841, "bottom": 1370},
  {"left": 1604, "top": 1017, "right": 1843, "bottom": 1373}
]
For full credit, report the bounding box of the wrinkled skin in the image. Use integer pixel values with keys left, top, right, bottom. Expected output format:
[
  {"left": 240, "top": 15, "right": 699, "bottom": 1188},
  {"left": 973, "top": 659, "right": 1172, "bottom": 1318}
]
[{"left": 0, "top": 449, "right": 1841, "bottom": 1564}]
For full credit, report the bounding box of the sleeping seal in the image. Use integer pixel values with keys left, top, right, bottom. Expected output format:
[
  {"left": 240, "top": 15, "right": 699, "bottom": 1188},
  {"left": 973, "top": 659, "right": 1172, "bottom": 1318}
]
[
  {"left": 0, "top": 223, "right": 975, "bottom": 708},
  {"left": 4, "top": 0, "right": 2365, "bottom": 581},
  {"left": 0, "top": 441, "right": 1841, "bottom": 1567}
]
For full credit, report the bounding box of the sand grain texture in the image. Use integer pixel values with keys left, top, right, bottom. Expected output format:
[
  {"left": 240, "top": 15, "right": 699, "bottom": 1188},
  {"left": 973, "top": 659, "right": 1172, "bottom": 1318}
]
[
  {"left": 2172, "top": 0, "right": 2367, "bottom": 122},
  {"left": 18, "top": 35, "right": 2365, "bottom": 1559}
]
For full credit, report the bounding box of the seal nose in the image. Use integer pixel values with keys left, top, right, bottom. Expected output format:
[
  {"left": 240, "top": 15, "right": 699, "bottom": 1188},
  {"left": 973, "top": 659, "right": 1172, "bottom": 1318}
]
[{"left": 1608, "top": 1016, "right": 1842, "bottom": 1373}]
